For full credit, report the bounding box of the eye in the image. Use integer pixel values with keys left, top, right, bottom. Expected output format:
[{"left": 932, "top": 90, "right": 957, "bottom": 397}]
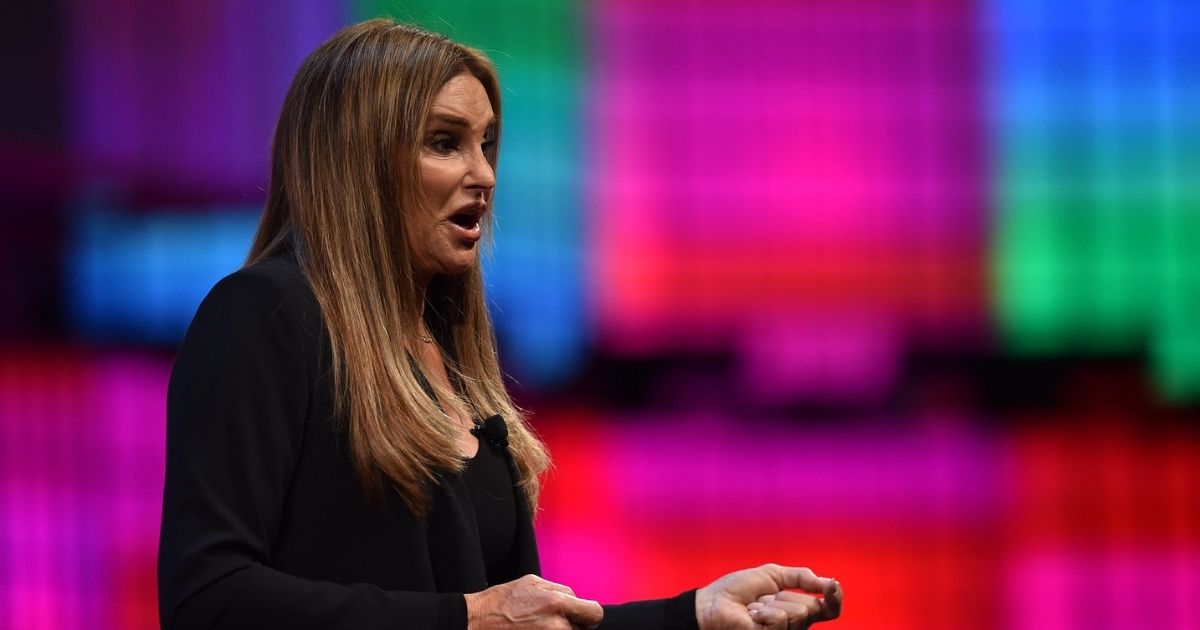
[
  {"left": 481, "top": 139, "right": 497, "bottom": 153},
  {"left": 427, "top": 133, "right": 458, "bottom": 155}
]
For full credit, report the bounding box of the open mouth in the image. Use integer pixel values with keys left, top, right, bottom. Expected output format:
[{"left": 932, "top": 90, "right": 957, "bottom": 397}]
[{"left": 448, "top": 210, "right": 482, "bottom": 230}]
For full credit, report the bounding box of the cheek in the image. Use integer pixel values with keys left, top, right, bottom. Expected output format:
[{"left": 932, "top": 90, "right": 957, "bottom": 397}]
[{"left": 418, "top": 159, "right": 459, "bottom": 205}]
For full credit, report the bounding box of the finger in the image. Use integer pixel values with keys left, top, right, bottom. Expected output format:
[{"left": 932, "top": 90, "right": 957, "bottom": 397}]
[
  {"left": 772, "top": 590, "right": 839, "bottom": 622},
  {"left": 821, "top": 579, "right": 842, "bottom": 620},
  {"left": 748, "top": 601, "right": 765, "bottom": 619},
  {"left": 558, "top": 594, "right": 604, "bottom": 628},
  {"left": 761, "top": 597, "right": 824, "bottom": 625},
  {"left": 769, "top": 591, "right": 818, "bottom": 605},
  {"left": 528, "top": 575, "right": 577, "bottom": 597},
  {"left": 757, "top": 564, "right": 830, "bottom": 595},
  {"left": 749, "top": 603, "right": 788, "bottom": 628}
]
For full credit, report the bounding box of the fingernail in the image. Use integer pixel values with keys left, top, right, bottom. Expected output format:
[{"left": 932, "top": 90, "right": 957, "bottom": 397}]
[{"left": 758, "top": 594, "right": 776, "bottom": 603}]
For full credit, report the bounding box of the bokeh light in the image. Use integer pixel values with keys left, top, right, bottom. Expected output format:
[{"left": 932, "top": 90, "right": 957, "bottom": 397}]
[{"left": 2, "top": 1, "right": 1198, "bottom": 628}]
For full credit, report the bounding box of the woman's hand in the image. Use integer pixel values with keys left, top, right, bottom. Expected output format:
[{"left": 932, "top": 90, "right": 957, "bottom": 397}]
[
  {"left": 465, "top": 574, "right": 604, "bottom": 630},
  {"left": 695, "top": 564, "right": 842, "bottom": 630}
]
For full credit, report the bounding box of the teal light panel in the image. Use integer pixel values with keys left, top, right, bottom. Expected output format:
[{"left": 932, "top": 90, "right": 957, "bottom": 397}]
[{"left": 352, "top": 0, "right": 585, "bottom": 387}]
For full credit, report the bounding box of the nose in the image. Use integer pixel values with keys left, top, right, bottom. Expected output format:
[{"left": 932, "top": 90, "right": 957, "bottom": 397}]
[{"left": 465, "top": 145, "right": 496, "bottom": 193}]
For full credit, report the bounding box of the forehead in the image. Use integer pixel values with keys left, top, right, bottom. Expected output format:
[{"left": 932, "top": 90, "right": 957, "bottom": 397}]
[{"left": 427, "top": 73, "right": 495, "bottom": 128}]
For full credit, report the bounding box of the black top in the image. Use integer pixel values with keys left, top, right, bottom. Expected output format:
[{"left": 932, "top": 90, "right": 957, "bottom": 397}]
[
  {"left": 158, "top": 256, "right": 699, "bottom": 630},
  {"left": 462, "top": 438, "right": 518, "bottom": 585}
]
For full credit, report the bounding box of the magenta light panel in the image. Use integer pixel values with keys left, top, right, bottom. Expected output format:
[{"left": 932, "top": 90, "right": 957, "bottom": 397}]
[
  {"left": 1, "top": 353, "right": 167, "bottom": 628},
  {"left": 588, "top": 0, "right": 987, "bottom": 404}
]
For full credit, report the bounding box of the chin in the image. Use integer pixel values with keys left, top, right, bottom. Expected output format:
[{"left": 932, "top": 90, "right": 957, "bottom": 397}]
[{"left": 439, "top": 258, "right": 478, "bottom": 277}]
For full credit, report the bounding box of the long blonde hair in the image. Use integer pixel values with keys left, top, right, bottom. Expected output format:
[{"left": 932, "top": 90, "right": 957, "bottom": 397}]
[{"left": 246, "top": 19, "right": 549, "bottom": 518}]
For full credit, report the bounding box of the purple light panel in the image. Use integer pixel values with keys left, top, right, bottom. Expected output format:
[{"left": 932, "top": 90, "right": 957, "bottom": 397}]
[{"left": 66, "top": 0, "right": 343, "bottom": 199}]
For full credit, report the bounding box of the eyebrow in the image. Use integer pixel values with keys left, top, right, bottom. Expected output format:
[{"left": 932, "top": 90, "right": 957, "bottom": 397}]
[{"left": 427, "top": 112, "right": 497, "bottom": 130}]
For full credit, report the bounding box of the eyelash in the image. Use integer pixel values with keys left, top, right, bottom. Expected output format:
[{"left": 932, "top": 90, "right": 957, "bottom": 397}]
[
  {"left": 427, "top": 133, "right": 496, "bottom": 155},
  {"left": 428, "top": 134, "right": 458, "bottom": 154}
]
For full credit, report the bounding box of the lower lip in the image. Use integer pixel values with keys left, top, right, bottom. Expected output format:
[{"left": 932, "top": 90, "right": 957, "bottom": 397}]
[{"left": 450, "top": 220, "right": 482, "bottom": 242}]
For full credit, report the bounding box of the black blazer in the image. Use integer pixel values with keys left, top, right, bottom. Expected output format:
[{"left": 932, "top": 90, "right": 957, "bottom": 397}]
[{"left": 158, "top": 257, "right": 697, "bottom": 629}]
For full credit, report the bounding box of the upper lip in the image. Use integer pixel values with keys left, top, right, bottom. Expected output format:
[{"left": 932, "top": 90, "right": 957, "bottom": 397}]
[{"left": 449, "top": 201, "right": 486, "bottom": 222}]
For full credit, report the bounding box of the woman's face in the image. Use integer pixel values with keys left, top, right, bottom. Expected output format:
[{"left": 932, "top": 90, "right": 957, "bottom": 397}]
[{"left": 410, "top": 72, "right": 496, "bottom": 285}]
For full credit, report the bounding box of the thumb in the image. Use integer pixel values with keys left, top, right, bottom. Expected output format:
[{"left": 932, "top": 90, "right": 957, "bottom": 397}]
[
  {"left": 559, "top": 594, "right": 604, "bottom": 628},
  {"left": 760, "top": 564, "right": 832, "bottom": 595}
]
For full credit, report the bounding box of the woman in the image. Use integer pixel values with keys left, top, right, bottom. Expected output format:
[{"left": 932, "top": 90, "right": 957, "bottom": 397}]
[{"left": 158, "top": 19, "right": 842, "bottom": 630}]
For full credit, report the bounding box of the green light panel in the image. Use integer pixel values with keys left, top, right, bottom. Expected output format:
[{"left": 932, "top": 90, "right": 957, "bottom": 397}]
[{"left": 991, "top": 1, "right": 1200, "bottom": 402}]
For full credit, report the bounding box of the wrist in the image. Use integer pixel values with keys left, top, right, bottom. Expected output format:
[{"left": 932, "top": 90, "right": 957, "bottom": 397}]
[
  {"left": 464, "top": 592, "right": 481, "bottom": 629},
  {"left": 694, "top": 586, "right": 712, "bottom": 629}
]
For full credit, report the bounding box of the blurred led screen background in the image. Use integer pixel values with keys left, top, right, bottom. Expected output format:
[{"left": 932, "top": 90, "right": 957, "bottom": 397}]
[{"left": 2, "top": 1, "right": 1199, "bottom": 629}]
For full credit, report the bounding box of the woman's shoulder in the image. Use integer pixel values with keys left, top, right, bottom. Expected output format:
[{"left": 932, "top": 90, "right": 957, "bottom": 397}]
[
  {"left": 219, "top": 255, "right": 311, "bottom": 297},
  {"left": 192, "top": 255, "right": 320, "bottom": 333},
  {"left": 210, "top": 254, "right": 313, "bottom": 302}
]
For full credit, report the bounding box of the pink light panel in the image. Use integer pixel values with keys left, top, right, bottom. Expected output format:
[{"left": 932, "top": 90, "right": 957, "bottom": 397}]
[
  {"left": 0, "top": 352, "right": 166, "bottom": 629},
  {"left": 536, "top": 412, "right": 1200, "bottom": 630},
  {"left": 2, "top": 357, "right": 1198, "bottom": 629},
  {"left": 590, "top": 1, "right": 987, "bottom": 402}
]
